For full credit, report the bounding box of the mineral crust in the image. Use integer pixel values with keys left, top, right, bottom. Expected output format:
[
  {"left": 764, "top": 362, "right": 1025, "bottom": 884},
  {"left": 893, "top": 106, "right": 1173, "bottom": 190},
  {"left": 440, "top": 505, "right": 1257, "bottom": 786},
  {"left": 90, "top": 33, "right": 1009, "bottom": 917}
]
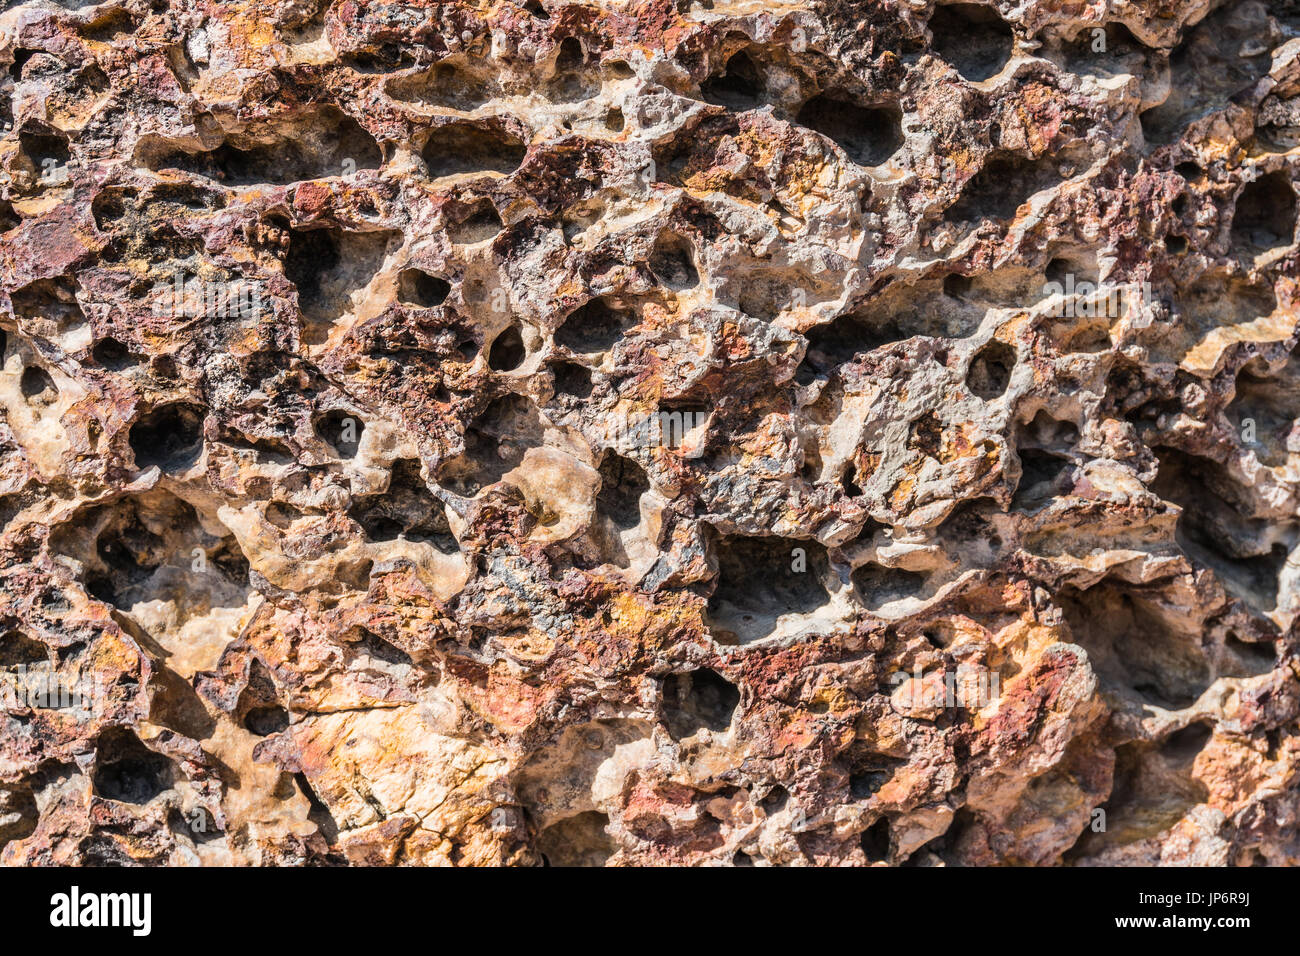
[{"left": 0, "top": 0, "right": 1298, "bottom": 866}]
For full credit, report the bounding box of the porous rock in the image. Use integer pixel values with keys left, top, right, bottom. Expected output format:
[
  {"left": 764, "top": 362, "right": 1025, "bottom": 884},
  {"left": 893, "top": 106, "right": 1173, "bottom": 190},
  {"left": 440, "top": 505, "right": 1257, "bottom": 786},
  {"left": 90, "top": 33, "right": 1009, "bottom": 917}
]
[{"left": 0, "top": 0, "right": 1297, "bottom": 866}]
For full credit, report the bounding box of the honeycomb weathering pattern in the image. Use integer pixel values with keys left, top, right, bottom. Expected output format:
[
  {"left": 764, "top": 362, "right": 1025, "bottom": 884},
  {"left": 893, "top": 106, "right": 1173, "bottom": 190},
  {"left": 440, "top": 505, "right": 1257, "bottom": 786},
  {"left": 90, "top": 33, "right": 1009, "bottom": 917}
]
[{"left": 0, "top": 0, "right": 1298, "bottom": 867}]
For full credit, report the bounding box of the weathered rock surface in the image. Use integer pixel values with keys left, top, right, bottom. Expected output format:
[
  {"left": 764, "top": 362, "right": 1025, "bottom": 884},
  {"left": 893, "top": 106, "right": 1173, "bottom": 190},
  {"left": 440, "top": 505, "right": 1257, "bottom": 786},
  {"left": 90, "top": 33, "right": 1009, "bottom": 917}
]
[{"left": 0, "top": 0, "right": 1297, "bottom": 866}]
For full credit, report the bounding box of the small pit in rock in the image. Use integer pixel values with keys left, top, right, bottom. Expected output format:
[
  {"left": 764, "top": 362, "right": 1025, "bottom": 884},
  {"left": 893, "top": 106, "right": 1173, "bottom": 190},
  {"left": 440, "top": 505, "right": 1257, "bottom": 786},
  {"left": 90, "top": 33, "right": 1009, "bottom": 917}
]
[{"left": 662, "top": 668, "right": 740, "bottom": 739}]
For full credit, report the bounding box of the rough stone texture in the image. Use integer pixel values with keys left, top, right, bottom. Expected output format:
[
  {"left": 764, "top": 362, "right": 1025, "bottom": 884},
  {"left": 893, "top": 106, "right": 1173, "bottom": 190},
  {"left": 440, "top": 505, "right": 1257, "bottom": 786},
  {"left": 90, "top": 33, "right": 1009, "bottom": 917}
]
[{"left": 0, "top": 0, "right": 1297, "bottom": 867}]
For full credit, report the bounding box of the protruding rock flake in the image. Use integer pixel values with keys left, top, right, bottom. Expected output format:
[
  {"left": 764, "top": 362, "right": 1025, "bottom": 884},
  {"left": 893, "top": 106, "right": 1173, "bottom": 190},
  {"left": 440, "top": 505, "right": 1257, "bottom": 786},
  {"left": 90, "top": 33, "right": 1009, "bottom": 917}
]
[{"left": 0, "top": 0, "right": 1297, "bottom": 868}]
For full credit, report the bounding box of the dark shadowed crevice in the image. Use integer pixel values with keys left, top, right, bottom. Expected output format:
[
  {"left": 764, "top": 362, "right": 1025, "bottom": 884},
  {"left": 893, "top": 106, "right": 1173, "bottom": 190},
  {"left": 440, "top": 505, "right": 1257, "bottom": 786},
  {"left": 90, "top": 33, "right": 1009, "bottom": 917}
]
[
  {"left": 596, "top": 452, "right": 649, "bottom": 530},
  {"left": 1231, "top": 171, "right": 1296, "bottom": 256},
  {"left": 797, "top": 95, "right": 902, "bottom": 166},
  {"left": 928, "top": 4, "right": 1014, "bottom": 81},
  {"left": 313, "top": 409, "right": 365, "bottom": 458},
  {"left": 649, "top": 232, "right": 700, "bottom": 290},
  {"left": 860, "top": 816, "right": 891, "bottom": 863},
  {"left": 535, "top": 811, "right": 614, "bottom": 866},
  {"left": 662, "top": 668, "right": 740, "bottom": 738},
  {"left": 706, "top": 534, "right": 831, "bottom": 643},
  {"left": 92, "top": 727, "right": 174, "bottom": 804},
  {"left": 349, "top": 459, "right": 458, "bottom": 553},
  {"left": 488, "top": 325, "right": 526, "bottom": 371},
  {"left": 397, "top": 268, "right": 450, "bottom": 308},
  {"left": 852, "top": 564, "right": 926, "bottom": 610},
  {"left": 139, "top": 109, "right": 381, "bottom": 185},
  {"left": 555, "top": 297, "right": 634, "bottom": 353},
  {"left": 946, "top": 152, "right": 1063, "bottom": 224},
  {"left": 967, "top": 339, "right": 1016, "bottom": 399},
  {"left": 421, "top": 121, "right": 526, "bottom": 179},
  {"left": 129, "top": 403, "right": 204, "bottom": 471},
  {"left": 701, "top": 50, "right": 764, "bottom": 111},
  {"left": 550, "top": 360, "right": 593, "bottom": 398}
]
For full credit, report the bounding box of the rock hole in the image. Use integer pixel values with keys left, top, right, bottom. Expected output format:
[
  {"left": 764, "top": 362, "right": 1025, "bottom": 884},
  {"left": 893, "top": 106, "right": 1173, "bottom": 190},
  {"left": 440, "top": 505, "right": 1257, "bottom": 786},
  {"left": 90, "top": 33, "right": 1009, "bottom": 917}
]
[
  {"left": 841, "top": 463, "right": 862, "bottom": 498},
  {"left": 7, "top": 49, "right": 37, "bottom": 80},
  {"left": 0, "top": 630, "right": 47, "bottom": 667},
  {"left": 1152, "top": 449, "right": 1286, "bottom": 616},
  {"left": 19, "top": 366, "right": 56, "bottom": 404},
  {"left": 549, "top": 37, "right": 598, "bottom": 101},
  {"left": 943, "top": 273, "right": 972, "bottom": 298},
  {"left": 860, "top": 817, "right": 891, "bottom": 862},
  {"left": 244, "top": 705, "right": 290, "bottom": 737},
  {"left": 851, "top": 564, "right": 926, "bottom": 610},
  {"left": 91, "top": 336, "right": 137, "bottom": 370},
  {"left": 396, "top": 268, "right": 450, "bottom": 308},
  {"left": 142, "top": 109, "right": 381, "bottom": 185},
  {"left": 555, "top": 297, "right": 633, "bottom": 353},
  {"left": 795, "top": 312, "right": 909, "bottom": 383},
  {"left": 0, "top": 199, "right": 18, "bottom": 232},
  {"left": 150, "top": 181, "right": 227, "bottom": 211},
  {"left": 967, "top": 339, "right": 1016, "bottom": 399},
  {"left": 0, "top": 788, "right": 37, "bottom": 851},
  {"left": 761, "top": 785, "right": 789, "bottom": 813},
  {"left": 446, "top": 200, "right": 503, "bottom": 245},
  {"left": 129, "top": 402, "right": 204, "bottom": 471},
  {"left": 1060, "top": 22, "right": 1144, "bottom": 76},
  {"left": 1160, "top": 721, "right": 1211, "bottom": 766},
  {"left": 1223, "top": 632, "right": 1275, "bottom": 676},
  {"left": 78, "top": 7, "right": 136, "bottom": 42},
  {"left": 388, "top": 61, "right": 491, "bottom": 110},
  {"left": 1231, "top": 171, "right": 1296, "bottom": 255},
  {"left": 284, "top": 225, "right": 394, "bottom": 335},
  {"left": 1012, "top": 448, "right": 1074, "bottom": 510},
  {"left": 796, "top": 95, "right": 902, "bottom": 166},
  {"left": 10, "top": 276, "right": 84, "bottom": 330},
  {"left": 554, "top": 37, "right": 585, "bottom": 72},
  {"left": 488, "top": 325, "right": 526, "bottom": 371},
  {"left": 702, "top": 50, "right": 764, "bottom": 111},
  {"left": 438, "top": 395, "right": 539, "bottom": 495},
  {"left": 946, "top": 151, "right": 1063, "bottom": 224},
  {"left": 18, "top": 125, "right": 71, "bottom": 181},
  {"left": 84, "top": 500, "right": 176, "bottom": 607},
  {"left": 596, "top": 452, "right": 649, "bottom": 530},
  {"left": 662, "top": 667, "right": 740, "bottom": 738},
  {"left": 1138, "top": 2, "right": 1274, "bottom": 148},
  {"left": 347, "top": 626, "right": 414, "bottom": 667},
  {"left": 91, "top": 187, "right": 135, "bottom": 230},
  {"left": 551, "top": 360, "right": 593, "bottom": 398},
  {"left": 421, "top": 121, "right": 526, "bottom": 179},
  {"left": 649, "top": 232, "right": 699, "bottom": 290},
  {"left": 929, "top": 3, "right": 1014, "bottom": 81},
  {"left": 92, "top": 727, "right": 173, "bottom": 805},
  {"left": 535, "top": 811, "right": 614, "bottom": 867},
  {"left": 350, "top": 459, "right": 458, "bottom": 553},
  {"left": 706, "top": 535, "right": 831, "bottom": 643},
  {"left": 1059, "top": 584, "right": 1212, "bottom": 708},
  {"left": 314, "top": 409, "right": 364, "bottom": 458},
  {"left": 285, "top": 227, "right": 338, "bottom": 309}
]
